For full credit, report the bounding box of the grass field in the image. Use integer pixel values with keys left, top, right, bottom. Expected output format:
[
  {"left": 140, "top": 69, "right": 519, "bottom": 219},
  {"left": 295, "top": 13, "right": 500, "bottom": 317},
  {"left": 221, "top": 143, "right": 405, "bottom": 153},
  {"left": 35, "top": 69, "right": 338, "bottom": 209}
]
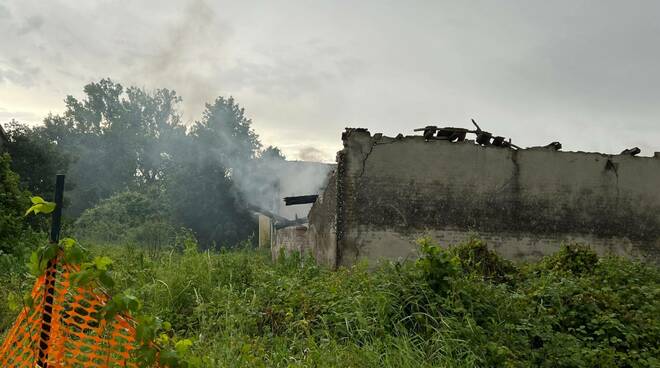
[{"left": 1, "top": 239, "right": 659, "bottom": 367}]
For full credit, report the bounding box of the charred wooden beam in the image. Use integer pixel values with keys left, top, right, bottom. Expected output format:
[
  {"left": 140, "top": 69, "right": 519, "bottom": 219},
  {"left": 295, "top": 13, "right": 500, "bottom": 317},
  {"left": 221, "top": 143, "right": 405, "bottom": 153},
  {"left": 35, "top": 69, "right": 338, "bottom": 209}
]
[
  {"left": 621, "top": 147, "right": 641, "bottom": 156},
  {"left": 284, "top": 195, "right": 319, "bottom": 206}
]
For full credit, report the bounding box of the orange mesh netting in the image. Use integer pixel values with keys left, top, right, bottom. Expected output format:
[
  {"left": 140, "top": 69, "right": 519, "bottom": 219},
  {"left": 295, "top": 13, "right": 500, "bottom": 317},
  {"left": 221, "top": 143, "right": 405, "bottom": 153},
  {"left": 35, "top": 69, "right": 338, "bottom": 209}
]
[{"left": 0, "top": 255, "right": 143, "bottom": 368}]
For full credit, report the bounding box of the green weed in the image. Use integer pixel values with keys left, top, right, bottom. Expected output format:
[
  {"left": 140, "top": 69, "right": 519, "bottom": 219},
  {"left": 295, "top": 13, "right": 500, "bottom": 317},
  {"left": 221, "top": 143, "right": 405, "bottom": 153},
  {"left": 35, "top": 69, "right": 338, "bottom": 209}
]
[{"left": 1, "top": 238, "right": 658, "bottom": 367}]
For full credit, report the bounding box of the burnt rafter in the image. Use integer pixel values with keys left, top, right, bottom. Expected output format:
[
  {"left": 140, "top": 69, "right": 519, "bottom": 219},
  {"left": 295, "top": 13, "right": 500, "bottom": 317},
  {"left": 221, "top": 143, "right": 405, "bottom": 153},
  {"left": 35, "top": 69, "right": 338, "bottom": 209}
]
[
  {"left": 284, "top": 195, "right": 319, "bottom": 206},
  {"left": 414, "top": 119, "right": 522, "bottom": 149}
]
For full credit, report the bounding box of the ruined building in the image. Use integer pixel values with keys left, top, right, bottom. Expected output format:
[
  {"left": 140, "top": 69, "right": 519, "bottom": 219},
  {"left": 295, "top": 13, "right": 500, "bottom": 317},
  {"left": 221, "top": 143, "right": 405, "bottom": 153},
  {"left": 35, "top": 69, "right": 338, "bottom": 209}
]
[
  {"left": 252, "top": 160, "right": 333, "bottom": 249},
  {"left": 272, "top": 128, "right": 660, "bottom": 267}
]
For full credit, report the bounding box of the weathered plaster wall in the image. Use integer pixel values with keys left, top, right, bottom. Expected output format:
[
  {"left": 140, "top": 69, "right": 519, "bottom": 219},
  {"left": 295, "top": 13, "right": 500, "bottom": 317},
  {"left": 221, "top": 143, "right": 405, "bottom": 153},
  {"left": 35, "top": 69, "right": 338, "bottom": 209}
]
[
  {"left": 258, "top": 215, "right": 272, "bottom": 248},
  {"left": 272, "top": 225, "right": 309, "bottom": 261},
  {"left": 307, "top": 169, "right": 338, "bottom": 267},
  {"left": 312, "top": 128, "right": 660, "bottom": 267}
]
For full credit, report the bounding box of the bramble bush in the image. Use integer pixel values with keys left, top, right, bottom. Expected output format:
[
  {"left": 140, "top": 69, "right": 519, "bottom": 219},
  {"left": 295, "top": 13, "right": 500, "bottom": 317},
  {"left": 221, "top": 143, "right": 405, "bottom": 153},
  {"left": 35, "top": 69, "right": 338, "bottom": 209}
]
[
  {"left": 448, "top": 238, "right": 516, "bottom": 282},
  {"left": 540, "top": 243, "right": 600, "bottom": 274}
]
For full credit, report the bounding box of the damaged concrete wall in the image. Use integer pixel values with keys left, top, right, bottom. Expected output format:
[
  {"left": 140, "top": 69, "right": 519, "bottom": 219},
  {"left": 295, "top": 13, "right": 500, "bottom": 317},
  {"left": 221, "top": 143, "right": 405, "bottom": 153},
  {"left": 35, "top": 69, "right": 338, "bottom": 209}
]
[
  {"left": 272, "top": 169, "right": 338, "bottom": 265},
  {"left": 311, "top": 128, "right": 660, "bottom": 267},
  {"left": 307, "top": 169, "right": 339, "bottom": 267},
  {"left": 258, "top": 214, "right": 272, "bottom": 248},
  {"left": 272, "top": 225, "right": 310, "bottom": 261}
]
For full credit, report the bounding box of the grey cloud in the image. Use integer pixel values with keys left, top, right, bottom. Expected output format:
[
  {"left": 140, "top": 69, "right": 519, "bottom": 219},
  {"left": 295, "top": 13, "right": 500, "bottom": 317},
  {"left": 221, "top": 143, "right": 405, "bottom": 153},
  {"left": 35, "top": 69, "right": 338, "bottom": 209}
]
[
  {"left": 435, "top": 2, "right": 660, "bottom": 117},
  {"left": 0, "top": 58, "right": 40, "bottom": 87},
  {"left": 0, "top": 0, "right": 659, "bottom": 159},
  {"left": 297, "top": 146, "right": 327, "bottom": 162},
  {"left": 17, "top": 15, "right": 43, "bottom": 35},
  {"left": 0, "top": 4, "right": 10, "bottom": 19},
  {"left": 222, "top": 57, "right": 332, "bottom": 98},
  {"left": 128, "top": 0, "right": 232, "bottom": 119},
  {"left": 0, "top": 107, "right": 41, "bottom": 123}
]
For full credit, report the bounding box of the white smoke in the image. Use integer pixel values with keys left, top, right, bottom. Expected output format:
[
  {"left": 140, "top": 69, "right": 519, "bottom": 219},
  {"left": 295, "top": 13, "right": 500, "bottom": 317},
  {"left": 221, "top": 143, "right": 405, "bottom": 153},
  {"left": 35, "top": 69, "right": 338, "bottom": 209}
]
[{"left": 231, "top": 155, "right": 334, "bottom": 220}]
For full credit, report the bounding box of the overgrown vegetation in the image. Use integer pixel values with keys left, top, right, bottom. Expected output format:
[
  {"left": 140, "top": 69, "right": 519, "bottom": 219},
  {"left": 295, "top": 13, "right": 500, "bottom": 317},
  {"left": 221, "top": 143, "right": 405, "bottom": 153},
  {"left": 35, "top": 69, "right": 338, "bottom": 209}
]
[
  {"left": 0, "top": 153, "right": 43, "bottom": 264},
  {"left": 2, "top": 235, "right": 658, "bottom": 367},
  {"left": 74, "top": 190, "right": 178, "bottom": 249}
]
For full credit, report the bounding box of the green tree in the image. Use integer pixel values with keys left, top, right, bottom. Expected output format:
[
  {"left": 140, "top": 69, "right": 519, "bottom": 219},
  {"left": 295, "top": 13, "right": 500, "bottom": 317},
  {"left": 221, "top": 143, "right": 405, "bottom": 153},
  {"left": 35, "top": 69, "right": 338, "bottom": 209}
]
[
  {"left": 3, "top": 120, "right": 70, "bottom": 196},
  {"left": 165, "top": 154, "right": 254, "bottom": 248},
  {"left": 191, "top": 96, "right": 262, "bottom": 164},
  {"left": 260, "top": 145, "right": 286, "bottom": 161},
  {"left": 12, "top": 80, "right": 274, "bottom": 248},
  {"left": 166, "top": 96, "right": 259, "bottom": 248},
  {"left": 41, "top": 79, "right": 184, "bottom": 215},
  {"left": 0, "top": 153, "right": 31, "bottom": 255}
]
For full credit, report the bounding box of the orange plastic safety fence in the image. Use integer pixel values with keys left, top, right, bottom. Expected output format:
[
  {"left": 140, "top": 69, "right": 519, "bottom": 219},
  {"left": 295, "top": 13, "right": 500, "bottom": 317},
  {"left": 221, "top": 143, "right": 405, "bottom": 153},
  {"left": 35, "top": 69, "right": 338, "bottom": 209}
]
[{"left": 0, "top": 255, "right": 143, "bottom": 368}]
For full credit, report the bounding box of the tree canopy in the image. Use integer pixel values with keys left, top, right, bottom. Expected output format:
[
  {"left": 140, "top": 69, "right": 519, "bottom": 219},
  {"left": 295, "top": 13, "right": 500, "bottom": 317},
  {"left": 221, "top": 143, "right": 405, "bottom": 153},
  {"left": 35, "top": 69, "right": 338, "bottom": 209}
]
[{"left": 2, "top": 79, "right": 282, "bottom": 248}]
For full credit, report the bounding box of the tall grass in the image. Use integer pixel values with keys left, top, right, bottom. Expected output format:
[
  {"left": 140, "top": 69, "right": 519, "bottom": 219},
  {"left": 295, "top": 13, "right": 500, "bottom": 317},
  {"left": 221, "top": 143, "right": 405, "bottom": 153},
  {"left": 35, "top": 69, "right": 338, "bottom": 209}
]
[{"left": 1, "top": 239, "right": 659, "bottom": 367}]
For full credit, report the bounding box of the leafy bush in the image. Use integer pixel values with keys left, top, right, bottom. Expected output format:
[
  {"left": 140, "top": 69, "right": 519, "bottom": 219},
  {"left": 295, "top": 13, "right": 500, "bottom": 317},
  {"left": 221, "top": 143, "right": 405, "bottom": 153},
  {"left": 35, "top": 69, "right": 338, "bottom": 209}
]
[
  {"left": 0, "top": 153, "right": 44, "bottom": 259},
  {"left": 2, "top": 121, "right": 71, "bottom": 196},
  {"left": 74, "top": 190, "right": 189, "bottom": 250},
  {"left": 0, "top": 158, "right": 45, "bottom": 333},
  {"left": 415, "top": 237, "right": 460, "bottom": 294},
  {"left": 540, "top": 243, "right": 599, "bottom": 274},
  {"left": 0, "top": 154, "right": 30, "bottom": 253},
  {"left": 449, "top": 238, "right": 516, "bottom": 282}
]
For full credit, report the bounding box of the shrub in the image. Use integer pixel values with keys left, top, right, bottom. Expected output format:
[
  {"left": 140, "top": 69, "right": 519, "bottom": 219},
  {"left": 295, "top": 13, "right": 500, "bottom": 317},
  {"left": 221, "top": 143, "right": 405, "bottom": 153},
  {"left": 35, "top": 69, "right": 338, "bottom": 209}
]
[
  {"left": 0, "top": 153, "right": 41, "bottom": 258},
  {"left": 74, "top": 190, "right": 187, "bottom": 250},
  {"left": 449, "top": 238, "right": 516, "bottom": 282},
  {"left": 415, "top": 237, "right": 460, "bottom": 294},
  {"left": 541, "top": 243, "right": 599, "bottom": 274}
]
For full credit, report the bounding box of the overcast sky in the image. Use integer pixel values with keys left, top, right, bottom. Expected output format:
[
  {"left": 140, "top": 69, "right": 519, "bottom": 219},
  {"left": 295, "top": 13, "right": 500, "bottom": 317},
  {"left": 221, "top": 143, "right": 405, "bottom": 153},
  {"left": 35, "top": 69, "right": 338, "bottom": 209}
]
[{"left": 1, "top": 0, "right": 659, "bottom": 161}]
